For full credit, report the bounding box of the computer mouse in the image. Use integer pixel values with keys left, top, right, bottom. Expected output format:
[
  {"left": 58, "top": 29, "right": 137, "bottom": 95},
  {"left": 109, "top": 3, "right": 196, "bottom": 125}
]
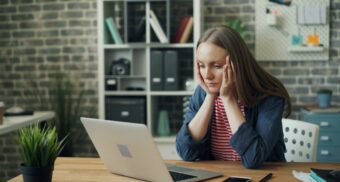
[{"left": 329, "top": 170, "right": 340, "bottom": 179}]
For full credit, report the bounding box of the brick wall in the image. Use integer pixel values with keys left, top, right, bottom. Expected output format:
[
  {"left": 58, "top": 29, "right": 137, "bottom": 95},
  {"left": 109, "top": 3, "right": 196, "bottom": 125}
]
[
  {"left": 0, "top": 0, "right": 98, "bottom": 112},
  {"left": 0, "top": 0, "right": 339, "bottom": 181},
  {"left": 0, "top": 132, "right": 20, "bottom": 181},
  {"left": 0, "top": 1, "right": 98, "bottom": 181}
]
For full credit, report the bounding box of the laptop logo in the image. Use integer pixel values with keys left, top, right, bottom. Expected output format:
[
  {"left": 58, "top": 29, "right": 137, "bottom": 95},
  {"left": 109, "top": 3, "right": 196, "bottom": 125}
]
[{"left": 117, "top": 144, "right": 132, "bottom": 158}]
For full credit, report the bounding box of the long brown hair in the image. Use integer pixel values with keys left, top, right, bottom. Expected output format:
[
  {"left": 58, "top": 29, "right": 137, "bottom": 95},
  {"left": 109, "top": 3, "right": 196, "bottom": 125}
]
[{"left": 197, "top": 26, "right": 291, "bottom": 117}]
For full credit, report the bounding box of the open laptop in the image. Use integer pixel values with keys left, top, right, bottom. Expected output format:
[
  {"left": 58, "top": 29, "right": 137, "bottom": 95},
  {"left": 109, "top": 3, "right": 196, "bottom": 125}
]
[{"left": 81, "top": 117, "right": 223, "bottom": 182}]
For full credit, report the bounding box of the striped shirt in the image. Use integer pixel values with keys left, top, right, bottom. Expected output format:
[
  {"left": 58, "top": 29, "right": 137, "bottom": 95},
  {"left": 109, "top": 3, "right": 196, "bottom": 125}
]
[{"left": 211, "top": 97, "right": 244, "bottom": 161}]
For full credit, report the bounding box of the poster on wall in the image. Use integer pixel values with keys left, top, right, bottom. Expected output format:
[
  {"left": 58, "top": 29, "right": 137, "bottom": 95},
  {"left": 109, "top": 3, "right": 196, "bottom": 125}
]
[{"left": 255, "top": 0, "right": 329, "bottom": 61}]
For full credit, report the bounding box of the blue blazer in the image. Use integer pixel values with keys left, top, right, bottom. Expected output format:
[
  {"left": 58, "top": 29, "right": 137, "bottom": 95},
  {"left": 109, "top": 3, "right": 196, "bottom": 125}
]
[{"left": 176, "top": 86, "right": 286, "bottom": 169}]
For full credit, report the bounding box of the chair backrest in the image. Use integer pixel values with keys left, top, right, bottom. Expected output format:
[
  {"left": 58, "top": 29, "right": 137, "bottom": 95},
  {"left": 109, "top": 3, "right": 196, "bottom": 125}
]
[{"left": 282, "top": 118, "right": 319, "bottom": 162}]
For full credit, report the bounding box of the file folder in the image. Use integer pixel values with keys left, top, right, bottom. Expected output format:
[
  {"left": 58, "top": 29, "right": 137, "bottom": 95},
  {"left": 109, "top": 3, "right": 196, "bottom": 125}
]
[
  {"left": 164, "top": 50, "right": 178, "bottom": 91},
  {"left": 150, "top": 50, "right": 164, "bottom": 91}
]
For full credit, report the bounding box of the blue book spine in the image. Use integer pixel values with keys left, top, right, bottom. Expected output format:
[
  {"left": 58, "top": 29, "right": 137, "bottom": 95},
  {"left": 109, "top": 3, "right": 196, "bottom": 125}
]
[{"left": 105, "top": 17, "right": 123, "bottom": 44}]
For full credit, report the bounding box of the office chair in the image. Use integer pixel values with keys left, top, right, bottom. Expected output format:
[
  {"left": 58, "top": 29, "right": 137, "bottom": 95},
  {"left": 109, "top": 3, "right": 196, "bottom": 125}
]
[{"left": 282, "top": 118, "right": 319, "bottom": 162}]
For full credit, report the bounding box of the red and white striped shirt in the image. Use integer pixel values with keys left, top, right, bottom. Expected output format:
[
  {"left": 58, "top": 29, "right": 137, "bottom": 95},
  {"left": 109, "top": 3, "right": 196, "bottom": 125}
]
[{"left": 211, "top": 97, "right": 244, "bottom": 161}]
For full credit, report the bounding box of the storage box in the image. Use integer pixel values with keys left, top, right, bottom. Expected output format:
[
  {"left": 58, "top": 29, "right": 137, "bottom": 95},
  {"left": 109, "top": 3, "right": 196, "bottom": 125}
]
[{"left": 105, "top": 97, "right": 146, "bottom": 124}]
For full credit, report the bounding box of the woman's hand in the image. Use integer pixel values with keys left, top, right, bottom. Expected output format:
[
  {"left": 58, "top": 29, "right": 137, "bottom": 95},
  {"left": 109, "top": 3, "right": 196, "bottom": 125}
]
[{"left": 220, "top": 56, "right": 237, "bottom": 101}]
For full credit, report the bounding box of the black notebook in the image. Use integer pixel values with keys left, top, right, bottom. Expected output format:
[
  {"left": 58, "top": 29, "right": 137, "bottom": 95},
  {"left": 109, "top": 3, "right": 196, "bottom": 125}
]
[
  {"left": 4, "top": 110, "right": 34, "bottom": 116},
  {"left": 310, "top": 168, "right": 340, "bottom": 182}
]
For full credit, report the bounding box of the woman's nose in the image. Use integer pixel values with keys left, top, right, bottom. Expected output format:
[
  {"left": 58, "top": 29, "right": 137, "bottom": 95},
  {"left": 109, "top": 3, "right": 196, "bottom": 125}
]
[{"left": 203, "top": 68, "right": 213, "bottom": 80}]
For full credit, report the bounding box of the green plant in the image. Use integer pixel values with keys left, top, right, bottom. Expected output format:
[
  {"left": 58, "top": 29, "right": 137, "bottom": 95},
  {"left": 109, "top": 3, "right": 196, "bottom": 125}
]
[
  {"left": 317, "top": 89, "right": 332, "bottom": 94},
  {"left": 21, "top": 73, "right": 84, "bottom": 156},
  {"left": 18, "top": 124, "right": 68, "bottom": 167},
  {"left": 48, "top": 73, "right": 84, "bottom": 156},
  {"left": 228, "top": 19, "right": 246, "bottom": 38}
]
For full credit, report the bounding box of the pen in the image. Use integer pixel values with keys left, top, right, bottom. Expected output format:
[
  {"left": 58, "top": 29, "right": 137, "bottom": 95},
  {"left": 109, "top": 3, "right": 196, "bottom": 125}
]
[{"left": 259, "top": 173, "right": 273, "bottom": 182}]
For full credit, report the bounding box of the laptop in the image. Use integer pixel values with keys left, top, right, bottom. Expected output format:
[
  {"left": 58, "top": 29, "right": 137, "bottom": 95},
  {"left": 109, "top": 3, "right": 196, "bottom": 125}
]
[{"left": 81, "top": 117, "right": 223, "bottom": 182}]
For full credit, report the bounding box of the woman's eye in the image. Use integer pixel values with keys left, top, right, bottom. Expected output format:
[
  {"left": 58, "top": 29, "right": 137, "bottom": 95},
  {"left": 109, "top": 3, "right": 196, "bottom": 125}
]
[
  {"left": 198, "top": 64, "right": 205, "bottom": 68},
  {"left": 214, "top": 64, "right": 222, "bottom": 68}
]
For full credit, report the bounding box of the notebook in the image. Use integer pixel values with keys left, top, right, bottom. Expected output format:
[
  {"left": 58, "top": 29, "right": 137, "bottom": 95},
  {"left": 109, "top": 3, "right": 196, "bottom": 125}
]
[
  {"left": 81, "top": 117, "right": 223, "bottom": 182},
  {"left": 310, "top": 168, "right": 340, "bottom": 182}
]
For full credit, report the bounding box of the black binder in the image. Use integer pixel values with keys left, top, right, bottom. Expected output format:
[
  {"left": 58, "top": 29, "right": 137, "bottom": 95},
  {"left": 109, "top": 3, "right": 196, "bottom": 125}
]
[
  {"left": 150, "top": 50, "right": 164, "bottom": 91},
  {"left": 163, "top": 50, "right": 178, "bottom": 91}
]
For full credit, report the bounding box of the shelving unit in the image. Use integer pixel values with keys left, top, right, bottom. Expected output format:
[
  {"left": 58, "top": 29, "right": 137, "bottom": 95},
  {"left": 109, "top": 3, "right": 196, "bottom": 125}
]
[
  {"left": 288, "top": 46, "right": 325, "bottom": 53},
  {"left": 97, "top": 0, "right": 202, "bottom": 159}
]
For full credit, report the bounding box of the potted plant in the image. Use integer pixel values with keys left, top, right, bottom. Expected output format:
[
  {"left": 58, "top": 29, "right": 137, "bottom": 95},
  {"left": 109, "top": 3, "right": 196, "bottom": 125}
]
[
  {"left": 48, "top": 73, "right": 84, "bottom": 156},
  {"left": 228, "top": 19, "right": 246, "bottom": 38},
  {"left": 317, "top": 88, "right": 333, "bottom": 108},
  {"left": 24, "top": 73, "right": 84, "bottom": 156},
  {"left": 18, "top": 124, "right": 68, "bottom": 182}
]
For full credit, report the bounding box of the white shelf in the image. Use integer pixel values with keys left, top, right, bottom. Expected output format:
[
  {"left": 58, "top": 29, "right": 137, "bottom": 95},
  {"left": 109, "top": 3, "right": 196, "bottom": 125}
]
[
  {"left": 105, "top": 91, "right": 193, "bottom": 96},
  {"left": 104, "top": 43, "right": 195, "bottom": 49},
  {"left": 105, "top": 91, "right": 146, "bottom": 96},
  {"left": 150, "top": 91, "right": 193, "bottom": 96},
  {"left": 98, "top": 0, "right": 202, "bottom": 150},
  {"left": 104, "top": 43, "right": 147, "bottom": 49},
  {"left": 149, "top": 43, "right": 194, "bottom": 48},
  {"left": 126, "top": 0, "right": 168, "bottom": 2},
  {"left": 105, "top": 75, "right": 146, "bottom": 79},
  {"left": 288, "top": 46, "right": 325, "bottom": 53}
]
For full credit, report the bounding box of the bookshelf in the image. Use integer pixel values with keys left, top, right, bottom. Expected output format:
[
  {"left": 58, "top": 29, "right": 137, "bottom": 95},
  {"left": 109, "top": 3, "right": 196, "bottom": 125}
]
[{"left": 97, "top": 0, "right": 202, "bottom": 159}]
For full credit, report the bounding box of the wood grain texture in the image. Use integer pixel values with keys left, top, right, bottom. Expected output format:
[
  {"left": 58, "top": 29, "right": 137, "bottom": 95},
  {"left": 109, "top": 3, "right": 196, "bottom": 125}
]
[{"left": 9, "top": 157, "right": 340, "bottom": 182}]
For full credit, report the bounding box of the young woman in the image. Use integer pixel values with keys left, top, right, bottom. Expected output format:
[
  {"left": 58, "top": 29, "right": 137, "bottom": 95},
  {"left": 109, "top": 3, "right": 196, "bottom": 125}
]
[{"left": 176, "top": 26, "right": 291, "bottom": 169}]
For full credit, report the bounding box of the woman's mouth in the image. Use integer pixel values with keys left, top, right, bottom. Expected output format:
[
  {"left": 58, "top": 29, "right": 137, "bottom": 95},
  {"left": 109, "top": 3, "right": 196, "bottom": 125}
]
[{"left": 206, "top": 83, "right": 217, "bottom": 87}]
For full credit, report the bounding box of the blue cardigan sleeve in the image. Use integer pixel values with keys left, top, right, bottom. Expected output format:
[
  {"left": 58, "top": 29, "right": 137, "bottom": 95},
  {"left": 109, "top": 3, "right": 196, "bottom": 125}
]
[
  {"left": 176, "top": 86, "right": 211, "bottom": 161},
  {"left": 230, "top": 96, "right": 285, "bottom": 169}
]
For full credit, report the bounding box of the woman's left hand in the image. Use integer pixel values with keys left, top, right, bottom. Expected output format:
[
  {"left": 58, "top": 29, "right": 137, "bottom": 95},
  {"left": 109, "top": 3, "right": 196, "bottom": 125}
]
[{"left": 220, "top": 56, "right": 237, "bottom": 101}]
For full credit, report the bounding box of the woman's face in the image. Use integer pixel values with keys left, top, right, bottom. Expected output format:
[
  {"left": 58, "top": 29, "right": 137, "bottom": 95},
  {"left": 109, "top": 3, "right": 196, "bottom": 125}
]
[{"left": 196, "top": 42, "right": 228, "bottom": 94}]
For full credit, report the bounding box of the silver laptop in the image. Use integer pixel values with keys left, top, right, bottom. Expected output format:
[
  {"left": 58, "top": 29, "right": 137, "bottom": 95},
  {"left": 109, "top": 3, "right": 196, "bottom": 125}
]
[{"left": 81, "top": 117, "right": 223, "bottom": 182}]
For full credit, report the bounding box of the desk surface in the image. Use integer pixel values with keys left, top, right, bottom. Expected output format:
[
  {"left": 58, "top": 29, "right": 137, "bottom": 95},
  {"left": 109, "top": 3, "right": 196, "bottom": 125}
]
[
  {"left": 8, "top": 157, "right": 340, "bottom": 182},
  {"left": 0, "top": 111, "right": 55, "bottom": 135}
]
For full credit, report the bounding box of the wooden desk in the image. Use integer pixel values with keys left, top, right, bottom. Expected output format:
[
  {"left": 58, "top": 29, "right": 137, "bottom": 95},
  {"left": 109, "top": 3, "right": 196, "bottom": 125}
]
[{"left": 8, "top": 157, "right": 340, "bottom": 182}]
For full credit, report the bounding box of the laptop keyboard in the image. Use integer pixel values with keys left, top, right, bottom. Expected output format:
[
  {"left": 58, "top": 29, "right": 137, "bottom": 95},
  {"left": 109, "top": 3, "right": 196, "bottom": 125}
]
[{"left": 169, "top": 171, "right": 196, "bottom": 181}]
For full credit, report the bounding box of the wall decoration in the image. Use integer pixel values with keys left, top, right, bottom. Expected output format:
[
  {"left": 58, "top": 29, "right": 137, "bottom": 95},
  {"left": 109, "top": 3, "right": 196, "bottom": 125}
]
[{"left": 255, "top": 0, "right": 329, "bottom": 61}]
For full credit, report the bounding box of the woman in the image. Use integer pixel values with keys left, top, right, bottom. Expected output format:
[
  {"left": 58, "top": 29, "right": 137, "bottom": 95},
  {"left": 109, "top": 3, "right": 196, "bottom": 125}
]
[{"left": 176, "top": 26, "right": 291, "bottom": 169}]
